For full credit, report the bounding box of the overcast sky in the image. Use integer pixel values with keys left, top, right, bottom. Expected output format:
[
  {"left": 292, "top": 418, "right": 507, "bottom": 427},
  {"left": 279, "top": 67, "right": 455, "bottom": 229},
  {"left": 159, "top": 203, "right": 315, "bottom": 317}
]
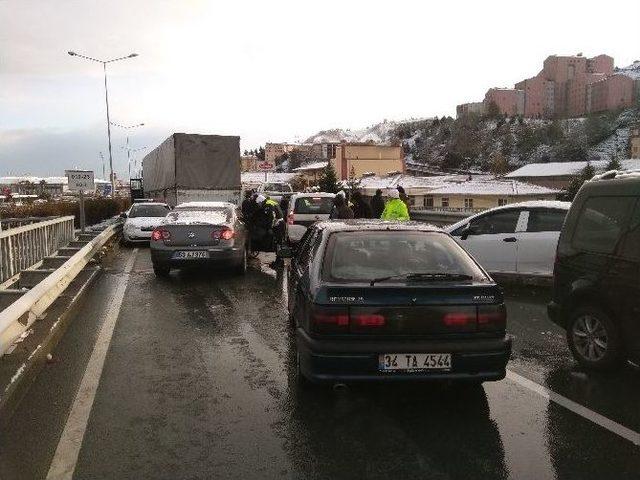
[{"left": 1, "top": 0, "right": 639, "bottom": 178}]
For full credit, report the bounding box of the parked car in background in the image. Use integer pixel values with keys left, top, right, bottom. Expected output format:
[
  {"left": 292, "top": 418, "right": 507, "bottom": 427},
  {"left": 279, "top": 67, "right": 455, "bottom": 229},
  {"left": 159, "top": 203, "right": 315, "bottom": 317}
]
[
  {"left": 150, "top": 201, "right": 248, "bottom": 277},
  {"left": 286, "top": 193, "right": 335, "bottom": 243},
  {"left": 285, "top": 220, "right": 511, "bottom": 385},
  {"left": 257, "top": 182, "right": 293, "bottom": 205},
  {"left": 548, "top": 171, "right": 640, "bottom": 370},
  {"left": 121, "top": 202, "right": 171, "bottom": 245},
  {"left": 445, "top": 201, "right": 571, "bottom": 277}
]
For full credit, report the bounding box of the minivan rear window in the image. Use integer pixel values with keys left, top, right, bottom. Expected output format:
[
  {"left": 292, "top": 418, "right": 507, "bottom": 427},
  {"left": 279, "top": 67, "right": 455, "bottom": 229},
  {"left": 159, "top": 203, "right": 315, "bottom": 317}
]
[
  {"left": 294, "top": 197, "right": 334, "bottom": 215},
  {"left": 572, "top": 196, "right": 635, "bottom": 254},
  {"left": 323, "top": 231, "right": 486, "bottom": 282}
]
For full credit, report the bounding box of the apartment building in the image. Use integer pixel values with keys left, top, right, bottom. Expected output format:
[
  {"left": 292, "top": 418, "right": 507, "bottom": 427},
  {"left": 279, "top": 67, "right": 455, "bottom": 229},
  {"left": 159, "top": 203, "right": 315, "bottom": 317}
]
[
  {"left": 329, "top": 143, "right": 404, "bottom": 180},
  {"left": 631, "top": 125, "right": 640, "bottom": 159},
  {"left": 484, "top": 88, "right": 524, "bottom": 116},
  {"left": 462, "top": 53, "right": 637, "bottom": 119}
]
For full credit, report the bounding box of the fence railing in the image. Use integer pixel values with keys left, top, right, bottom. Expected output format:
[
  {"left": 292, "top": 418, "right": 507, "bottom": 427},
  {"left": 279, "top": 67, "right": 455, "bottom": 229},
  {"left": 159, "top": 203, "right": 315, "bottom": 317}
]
[
  {"left": 0, "top": 216, "right": 60, "bottom": 230},
  {"left": 0, "top": 216, "right": 75, "bottom": 284}
]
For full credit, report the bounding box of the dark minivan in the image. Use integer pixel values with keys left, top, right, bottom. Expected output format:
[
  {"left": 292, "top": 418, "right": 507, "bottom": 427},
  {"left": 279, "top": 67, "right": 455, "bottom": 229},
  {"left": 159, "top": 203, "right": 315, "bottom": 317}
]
[
  {"left": 548, "top": 171, "right": 640, "bottom": 370},
  {"left": 286, "top": 220, "right": 512, "bottom": 384}
]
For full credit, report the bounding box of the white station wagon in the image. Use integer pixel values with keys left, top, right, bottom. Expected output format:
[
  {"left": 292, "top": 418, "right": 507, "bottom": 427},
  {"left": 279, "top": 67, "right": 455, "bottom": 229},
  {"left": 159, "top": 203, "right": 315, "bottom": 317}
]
[{"left": 444, "top": 201, "right": 571, "bottom": 277}]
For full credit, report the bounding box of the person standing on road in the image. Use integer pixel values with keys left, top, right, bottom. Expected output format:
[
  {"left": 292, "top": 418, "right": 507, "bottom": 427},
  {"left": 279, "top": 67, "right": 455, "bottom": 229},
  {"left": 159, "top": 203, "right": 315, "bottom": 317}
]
[
  {"left": 371, "top": 189, "right": 385, "bottom": 219},
  {"left": 241, "top": 190, "right": 256, "bottom": 219},
  {"left": 381, "top": 189, "right": 410, "bottom": 221},
  {"left": 351, "top": 191, "right": 372, "bottom": 219},
  {"left": 397, "top": 185, "right": 410, "bottom": 210},
  {"left": 330, "top": 194, "right": 354, "bottom": 219}
]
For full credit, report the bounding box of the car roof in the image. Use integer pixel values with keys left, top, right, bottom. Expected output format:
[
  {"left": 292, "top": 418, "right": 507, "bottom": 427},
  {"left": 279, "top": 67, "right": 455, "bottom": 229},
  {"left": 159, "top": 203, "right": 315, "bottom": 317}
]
[
  {"left": 291, "top": 192, "right": 336, "bottom": 198},
  {"left": 175, "top": 201, "right": 234, "bottom": 209},
  {"left": 313, "top": 219, "right": 442, "bottom": 233},
  {"left": 131, "top": 202, "right": 168, "bottom": 207}
]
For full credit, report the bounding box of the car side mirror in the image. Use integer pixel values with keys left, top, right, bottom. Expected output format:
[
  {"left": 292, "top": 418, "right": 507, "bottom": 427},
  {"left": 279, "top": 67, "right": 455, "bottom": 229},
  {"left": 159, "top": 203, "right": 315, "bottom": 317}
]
[
  {"left": 120, "top": 212, "right": 127, "bottom": 219},
  {"left": 460, "top": 223, "right": 477, "bottom": 240}
]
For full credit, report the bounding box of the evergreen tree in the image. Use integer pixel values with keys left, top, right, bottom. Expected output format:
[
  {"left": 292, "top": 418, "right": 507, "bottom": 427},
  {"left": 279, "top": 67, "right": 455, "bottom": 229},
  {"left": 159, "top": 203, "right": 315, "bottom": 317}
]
[
  {"left": 564, "top": 163, "right": 596, "bottom": 200},
  {"left": 256, "top": 147, "right": 266, "bottom": 161},
  {"left": 318, "top": 164, "right": 339, "bottom": 193},
  {"left": 606, "top": 156, "right": 621, "bottom": 170}
]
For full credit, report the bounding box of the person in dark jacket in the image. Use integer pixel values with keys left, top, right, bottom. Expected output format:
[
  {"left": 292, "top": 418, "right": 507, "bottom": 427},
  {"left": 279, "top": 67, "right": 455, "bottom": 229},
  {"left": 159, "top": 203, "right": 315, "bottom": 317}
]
[
  {"left": 371, "top": 189, "right": 385, "bottom": 219},
  {"left": 351, "top": 191, "right": 372, "bottom": 219},
  {"left": 397, "top": 185, "right": 411, "bottom": 209},
  {"left": 241, "top": 190, "right": 256, "bottom": 219},
  {"left": 330, "top": 194, "right": 354, "bottom": 219}
]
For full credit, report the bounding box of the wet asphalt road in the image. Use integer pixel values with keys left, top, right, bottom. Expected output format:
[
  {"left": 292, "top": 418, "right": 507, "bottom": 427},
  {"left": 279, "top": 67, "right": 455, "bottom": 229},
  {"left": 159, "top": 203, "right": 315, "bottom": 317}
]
[{"left": 1, "top": 246, "right": 639, "bottom": 480}]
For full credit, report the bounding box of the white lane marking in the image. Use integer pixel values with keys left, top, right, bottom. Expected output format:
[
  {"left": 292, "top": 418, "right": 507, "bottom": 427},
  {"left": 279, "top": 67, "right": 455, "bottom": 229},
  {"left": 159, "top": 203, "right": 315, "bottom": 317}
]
[
  {"left": 46, "top": 249, "right": 138, "bottom": 480},
  {"left": 506, "top": 369, "right": 640, "bottom": 446}
]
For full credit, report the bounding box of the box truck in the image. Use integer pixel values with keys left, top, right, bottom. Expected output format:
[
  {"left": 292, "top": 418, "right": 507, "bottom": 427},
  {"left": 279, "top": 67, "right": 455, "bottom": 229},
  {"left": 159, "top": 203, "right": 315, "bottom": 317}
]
[{"left": 142, "top": 133, "right": 241, "bottom": 207}]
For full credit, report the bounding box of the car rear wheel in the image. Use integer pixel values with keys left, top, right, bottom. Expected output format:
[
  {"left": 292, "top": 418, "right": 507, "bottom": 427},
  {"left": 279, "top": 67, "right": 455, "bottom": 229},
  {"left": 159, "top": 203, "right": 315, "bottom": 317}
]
[
  {"left": 153, "top": 263, "right": 170, "bottom": 278},
  {"left": 567, "top": 306, "right": 624, "bottom": 371}
]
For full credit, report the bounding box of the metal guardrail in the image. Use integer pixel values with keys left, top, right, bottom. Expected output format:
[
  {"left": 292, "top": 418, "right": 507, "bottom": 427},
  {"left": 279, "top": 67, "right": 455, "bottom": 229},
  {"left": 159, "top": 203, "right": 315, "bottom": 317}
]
[
  {"left": 0, "top": 223, "right": 121, "bottom": 355},
  {"left": 0, "top": 216, "right": 75, "bottom": 284}
]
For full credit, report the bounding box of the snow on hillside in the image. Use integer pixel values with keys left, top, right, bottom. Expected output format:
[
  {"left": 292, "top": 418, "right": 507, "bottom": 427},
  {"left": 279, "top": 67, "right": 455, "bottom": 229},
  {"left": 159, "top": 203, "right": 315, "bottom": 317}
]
[
  {"left": 304, "top": 119, "right": 406, "bottom": 144},
  {"left": 617, "top": 61, "right": 640, "bottom": 80}
]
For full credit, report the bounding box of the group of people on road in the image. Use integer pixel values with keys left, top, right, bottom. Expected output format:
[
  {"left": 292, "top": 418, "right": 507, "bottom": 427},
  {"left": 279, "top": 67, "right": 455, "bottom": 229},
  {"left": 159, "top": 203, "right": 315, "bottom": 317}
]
[{"left": 329, "top": 186, "right": 410, "bottom": 221}]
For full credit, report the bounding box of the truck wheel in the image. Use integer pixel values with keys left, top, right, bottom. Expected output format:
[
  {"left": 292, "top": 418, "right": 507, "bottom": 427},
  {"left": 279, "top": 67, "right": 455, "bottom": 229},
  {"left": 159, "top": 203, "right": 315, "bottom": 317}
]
[
  {"left": 567, "top": 305, "right": 624, "bottom": 371},
  {"left": 153, "top": 263, "right": 170, "bottom": 278}
]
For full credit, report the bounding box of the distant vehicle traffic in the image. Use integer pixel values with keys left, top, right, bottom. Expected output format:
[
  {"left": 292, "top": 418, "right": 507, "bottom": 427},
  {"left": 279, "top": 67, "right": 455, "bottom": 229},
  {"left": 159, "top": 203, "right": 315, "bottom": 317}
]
[
  {"left": 445, "top": 201, "right": 571, "bottom": 277},
  {"left": 548, "top": 171, "right": 640, "bottom": 370},
  {"left": 150, "top": 201, "right": 249, "bottom": 277},
  {"left": 257, "top": 182, "right": 293, "bottom": 204},
  {"left": 284, "top": 220, "right": 511, "bottom": 385},
  {"left": 142, "top": 133, "right": 242, "bottom": 207},
  {"left": 286, "top": 193, "right": 335, "bottom": 243},
  {"left": 121, "top": 202, "right": 171, "bottom": 245}
]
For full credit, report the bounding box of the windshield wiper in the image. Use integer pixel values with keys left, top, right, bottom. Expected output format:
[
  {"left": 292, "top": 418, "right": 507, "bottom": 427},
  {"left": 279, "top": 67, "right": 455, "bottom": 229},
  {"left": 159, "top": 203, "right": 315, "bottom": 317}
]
[{"left": 369, "top": 272, "right": 473, "bottom": 286}]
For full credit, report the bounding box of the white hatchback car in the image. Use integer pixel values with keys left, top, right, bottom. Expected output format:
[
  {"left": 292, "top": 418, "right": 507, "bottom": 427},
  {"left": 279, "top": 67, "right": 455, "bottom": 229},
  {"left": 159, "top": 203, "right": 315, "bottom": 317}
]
[
  {"left": 444, "top": 201, "right": 571, "bottom": 277},
  {"left": 122, "top": 202, "right": 171, "bottom": 245},
  {"left": 286, "top": 193, "right": 335, "bottom": 243}
]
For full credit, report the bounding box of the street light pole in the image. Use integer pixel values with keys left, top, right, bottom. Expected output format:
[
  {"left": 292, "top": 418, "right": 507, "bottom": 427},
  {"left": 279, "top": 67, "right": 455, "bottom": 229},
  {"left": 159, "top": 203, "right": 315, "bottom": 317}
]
[{"left": 68, "top": 50, "right": 138, "bottom": 197}]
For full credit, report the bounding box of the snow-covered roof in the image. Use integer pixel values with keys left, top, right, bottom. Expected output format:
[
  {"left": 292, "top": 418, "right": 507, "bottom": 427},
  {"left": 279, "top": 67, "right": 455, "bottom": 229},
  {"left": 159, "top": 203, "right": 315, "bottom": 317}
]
[
  {"left": 426, "top": 179, "right": 558, "bottom": 196},
  {"left": 505, "top": 159, "right": 640, "bottom": 178},
  {"left": 241, "top": 172, "right": 298, "bottom": 185},
  {"left": 0, "top": 176, "right": 68, "bottom": 185},
  {"left": 292, "top": 161, "right": 328, "bottom": 172}
]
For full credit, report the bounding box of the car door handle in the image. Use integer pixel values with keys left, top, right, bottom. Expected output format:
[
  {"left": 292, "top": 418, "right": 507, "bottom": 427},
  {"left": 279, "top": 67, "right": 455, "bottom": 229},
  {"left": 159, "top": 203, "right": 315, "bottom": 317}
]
[{"left": 503, "top": 237, "right": 517, "bottom": 242}]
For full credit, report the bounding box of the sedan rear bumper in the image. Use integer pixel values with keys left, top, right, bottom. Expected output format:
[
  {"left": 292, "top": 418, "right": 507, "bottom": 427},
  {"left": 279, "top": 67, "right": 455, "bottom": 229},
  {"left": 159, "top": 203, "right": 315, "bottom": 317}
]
[
  {"left": 151, "top": 247, "right": 244, "bottom": 267},
  {"left": 297, "top": 329, "right": 512, "bottom": 383}
]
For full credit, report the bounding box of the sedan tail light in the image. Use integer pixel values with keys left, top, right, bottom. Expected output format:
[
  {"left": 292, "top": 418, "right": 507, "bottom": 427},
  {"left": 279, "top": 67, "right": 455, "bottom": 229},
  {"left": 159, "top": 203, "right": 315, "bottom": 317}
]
[
  {"left": 212, "top": 228, "right": 234, "bottom": 240},
  {"left": 443, "top": 312, "right": 476, "bottom": 327},
  {"left": 151, "top": 228, "right": 170, "bottom": 241},
  {"left": 477, "top": 305, "right": 507, "bottom": 331},
  {"left": 311, "top": 306, "right": 349, "bottom": 334},
  {"left": 351, "top": 314, "right": 385, "bottom": 327}
]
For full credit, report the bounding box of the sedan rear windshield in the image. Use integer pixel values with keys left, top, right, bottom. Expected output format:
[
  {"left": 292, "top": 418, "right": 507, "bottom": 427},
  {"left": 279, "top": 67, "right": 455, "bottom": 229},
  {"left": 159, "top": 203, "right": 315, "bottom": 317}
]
[
  {"left": 323, "top": 231, "right": 486, "bottom": 282},
  {"left": 294, "top": 197, "right": 334, "bottom": 214},
  {"left": 128, "top": 205, "right": 170, "bottom": 218},
  {"left": 166, "top": 207, "right": 231, "bottom": 225}
]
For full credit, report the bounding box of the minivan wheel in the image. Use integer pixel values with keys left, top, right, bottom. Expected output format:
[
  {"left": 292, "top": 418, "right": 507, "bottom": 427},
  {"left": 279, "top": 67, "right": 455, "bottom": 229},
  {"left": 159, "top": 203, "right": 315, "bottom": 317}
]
[{"left": 567, "top": 306, "right": 624, "bottom": 371}]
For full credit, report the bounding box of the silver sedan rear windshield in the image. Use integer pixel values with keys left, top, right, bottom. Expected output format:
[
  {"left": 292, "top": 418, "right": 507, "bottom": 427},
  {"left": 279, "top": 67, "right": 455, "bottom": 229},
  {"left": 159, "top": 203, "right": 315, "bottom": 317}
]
[
  {"left": 324, "top": 231, "right": 486, "bottom": 282},
  {"left": 165, "top": 207, "right": 231, "bottom": 225}
]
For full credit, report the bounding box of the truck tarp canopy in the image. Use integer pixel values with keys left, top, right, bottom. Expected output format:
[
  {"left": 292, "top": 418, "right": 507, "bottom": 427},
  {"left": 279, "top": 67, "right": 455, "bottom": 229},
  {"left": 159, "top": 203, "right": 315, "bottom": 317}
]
[{"left": 143, "top": 133, "right": 241, "bottom": 192}]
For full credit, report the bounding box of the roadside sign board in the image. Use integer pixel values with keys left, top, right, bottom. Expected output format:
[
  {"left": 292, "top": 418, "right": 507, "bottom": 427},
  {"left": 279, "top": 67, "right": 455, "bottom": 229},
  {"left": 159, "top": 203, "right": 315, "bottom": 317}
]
[
  {"left": 65, "top": 170, "right": 95, "bottom": 192},
  {"left": 257, "top": 161, "right": 275, "bottom": 172}
]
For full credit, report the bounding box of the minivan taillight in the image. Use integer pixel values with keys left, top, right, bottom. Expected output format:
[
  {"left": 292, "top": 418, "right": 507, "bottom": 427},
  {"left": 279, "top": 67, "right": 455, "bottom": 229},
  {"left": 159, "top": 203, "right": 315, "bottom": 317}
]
[
  {"left": 287, "top": 213, "right": 294, "bottom": 225},
  {"left": 477, "top": 305, "right": 507, "bottom": 331},
  {"left": 151, "top": 228, "right": 170, "bottom": 241}
]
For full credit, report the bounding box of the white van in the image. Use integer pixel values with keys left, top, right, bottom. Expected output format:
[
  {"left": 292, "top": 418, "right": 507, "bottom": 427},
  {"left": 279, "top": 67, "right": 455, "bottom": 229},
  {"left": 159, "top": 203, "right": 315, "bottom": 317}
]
[{"left": 286, "top": 193, "right": 335, "bottom": 243}]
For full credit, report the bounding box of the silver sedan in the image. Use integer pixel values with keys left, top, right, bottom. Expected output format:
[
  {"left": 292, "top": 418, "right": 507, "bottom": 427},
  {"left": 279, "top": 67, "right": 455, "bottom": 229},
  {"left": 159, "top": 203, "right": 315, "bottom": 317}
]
[{"left": 150, "top": 202, "right": 249, "bottom": 277}]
